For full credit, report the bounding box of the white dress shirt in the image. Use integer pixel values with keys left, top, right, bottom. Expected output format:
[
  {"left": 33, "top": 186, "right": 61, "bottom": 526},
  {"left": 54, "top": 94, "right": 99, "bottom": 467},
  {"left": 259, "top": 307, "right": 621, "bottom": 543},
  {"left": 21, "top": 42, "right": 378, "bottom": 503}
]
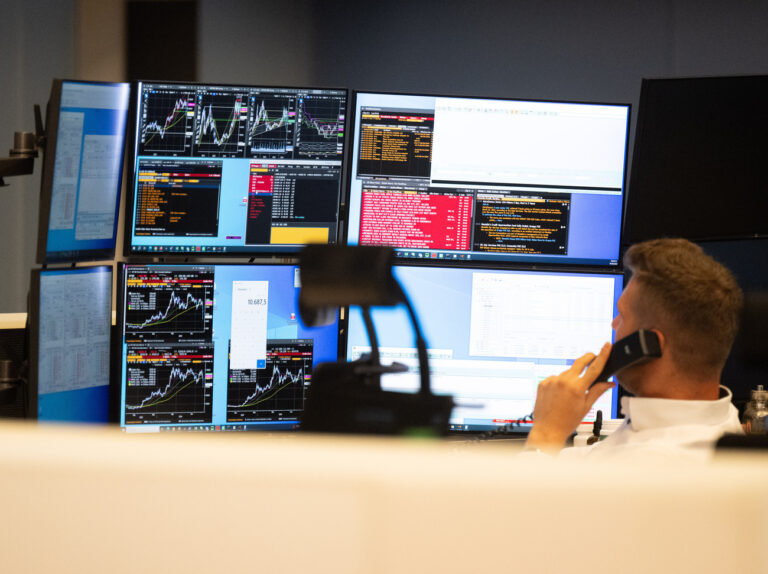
[{"left": 564, "top": 386, "right": 744, "bottom": 462}]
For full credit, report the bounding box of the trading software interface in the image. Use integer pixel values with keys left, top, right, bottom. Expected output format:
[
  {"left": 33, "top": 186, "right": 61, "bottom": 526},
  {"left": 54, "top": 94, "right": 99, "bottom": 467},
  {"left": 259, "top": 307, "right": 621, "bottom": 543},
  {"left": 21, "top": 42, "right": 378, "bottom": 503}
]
[
  {"left": 34, "top": 266, "right": 112, "bottom": 422},
  {"left": 346, "top": 265, "right": 623, "bottom": 431},
  {"left": 126, "top": 82, "right": 347, "bottom": 255},
  {"left": 347, "top": 92, "right": 630, "bottom": 266},
  {"left": 42, "top": 81, "right": 130, "bottom": 261},
  {"left": 117, "top": 264, "right": 339, "bottom": 432}
]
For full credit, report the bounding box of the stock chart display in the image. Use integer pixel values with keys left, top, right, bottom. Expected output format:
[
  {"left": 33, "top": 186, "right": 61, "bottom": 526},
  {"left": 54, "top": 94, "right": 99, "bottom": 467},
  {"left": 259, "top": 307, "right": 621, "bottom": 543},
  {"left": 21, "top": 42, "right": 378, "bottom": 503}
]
[
  {"left": 118, "top": 264, "right": 340, "bottom": 432},
  {"left": 128, "top": 82, "right": 347, "bottom": 255},
  {"left": 122, "top": 266, "right": 215, "bottom": 425}
]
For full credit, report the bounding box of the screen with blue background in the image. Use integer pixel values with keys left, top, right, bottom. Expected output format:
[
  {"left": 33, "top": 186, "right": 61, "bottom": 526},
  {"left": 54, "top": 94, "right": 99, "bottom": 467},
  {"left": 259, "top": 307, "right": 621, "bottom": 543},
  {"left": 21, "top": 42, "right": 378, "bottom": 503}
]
[
  {"left": 35, "top": 266, "right": 112, "bottom": 423},
  {"left": 347, "top": 265, "right": 623, "bottom": 431},
  {"left": 347, "top": 92, "right": 629, "bottom": 266},
  {"left": 43, "top": 81, "right": 129, "bottom": 262},
  {"left": 118, "top": 263, "right": 339, "bottom": 432}
]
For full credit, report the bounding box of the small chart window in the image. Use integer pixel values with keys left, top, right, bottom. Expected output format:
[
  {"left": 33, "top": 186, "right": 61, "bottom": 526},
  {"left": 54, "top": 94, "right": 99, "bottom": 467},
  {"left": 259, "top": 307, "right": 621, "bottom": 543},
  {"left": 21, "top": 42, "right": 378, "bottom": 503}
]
[
  {"left": 124, "top": 344, "right": 214, "bottom": 425},
  {"left": 248, "top": 94, "right": 296, "bottom": 156},
  {"left": 124, "top": 265, "right": 214, "bottom": 338},
  {"left": 193, "top": 91, "right": 248, "bottom": 157},
  {"left": 295, "top": 95, "right": 346, "bottom": 158},
  {"left": 139, "top": 89, "right": 194, "bottom": 155},
  {"left": 226, "top": 339, "right": 313, "bottom": 423}
]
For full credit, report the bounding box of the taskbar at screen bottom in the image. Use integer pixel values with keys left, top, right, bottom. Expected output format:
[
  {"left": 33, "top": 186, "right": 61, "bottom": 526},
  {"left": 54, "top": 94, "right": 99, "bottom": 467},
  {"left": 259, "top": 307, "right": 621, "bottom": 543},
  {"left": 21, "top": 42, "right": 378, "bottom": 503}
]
[
  {"left": 449, "top": 419, "right": 534, "bottom": 433},
  {"left": 128, "top": 244, "right": 330, "bottom": 255},
  {"left": 393, "top": 249, "right": 619, "bottom": 267},
  {"left": 122, "top": 421, "right": 300, "bottom": 433}
]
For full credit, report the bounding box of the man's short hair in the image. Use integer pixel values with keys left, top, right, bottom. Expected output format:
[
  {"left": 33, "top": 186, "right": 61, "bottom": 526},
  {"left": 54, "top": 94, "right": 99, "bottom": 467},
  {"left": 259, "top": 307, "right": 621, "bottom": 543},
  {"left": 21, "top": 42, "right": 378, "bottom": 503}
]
[{"left": 624, "top": 238, "right": 743, "bottom": 379}]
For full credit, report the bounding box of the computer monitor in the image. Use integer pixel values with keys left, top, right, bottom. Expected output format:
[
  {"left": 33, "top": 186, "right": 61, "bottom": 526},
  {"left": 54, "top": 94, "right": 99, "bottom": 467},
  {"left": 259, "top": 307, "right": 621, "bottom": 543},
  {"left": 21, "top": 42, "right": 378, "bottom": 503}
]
[
  {"left": 36, "top": 79, "right": 130, "bottom": 263},
  {"left": 346, "top": 265, "right": 623, "bottom": 431},
  {"left": 116, "top": 262, "right": 340, "bottom": 432},
  {"left": 625, "top": 76, "right": 768, "bottom": 244},
  {"left": 28, "top": 266, "right": 112, "bottom": 422},
  {"left": 124, "top": 81, "right": 348, "bottom": 256},
  {"left": 346, "top": 91, "right": 630, "bottom": 266}
]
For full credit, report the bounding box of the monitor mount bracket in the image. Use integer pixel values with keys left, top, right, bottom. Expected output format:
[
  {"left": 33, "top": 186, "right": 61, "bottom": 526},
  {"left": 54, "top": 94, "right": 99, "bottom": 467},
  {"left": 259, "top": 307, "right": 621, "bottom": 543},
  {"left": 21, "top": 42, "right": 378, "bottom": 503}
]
[{"left": 0, "top": 104, "right": 45, "bottom": 187}]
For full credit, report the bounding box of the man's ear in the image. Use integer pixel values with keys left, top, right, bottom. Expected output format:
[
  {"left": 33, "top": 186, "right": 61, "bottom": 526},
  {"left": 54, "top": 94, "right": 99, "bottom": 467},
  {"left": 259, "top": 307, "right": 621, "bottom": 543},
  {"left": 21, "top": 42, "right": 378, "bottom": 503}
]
[{"left": 652, "top": 329, "right": 666, "bottom": 353}]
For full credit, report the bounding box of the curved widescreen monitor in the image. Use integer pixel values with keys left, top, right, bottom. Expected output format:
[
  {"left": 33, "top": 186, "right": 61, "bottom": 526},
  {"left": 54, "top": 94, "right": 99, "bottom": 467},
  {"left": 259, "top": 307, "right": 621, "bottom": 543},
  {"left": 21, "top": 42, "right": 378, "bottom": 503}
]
[
  {"left": 124, "top": 81, "right": 348, "bottom": 256},
  {"left": 28, "top": 266, "right": 112, "bottom": 422},
  {"left": 346, "top": 264, "right": 623, "bottom": 432},
  {"left": 36, "top": 79, "right": 130, "bottom": 263},
  {"left": 116, "top": 262, "right": 340, "bottom": 432},
  {"left": 346, "top": 92, "right": 630, "bottom": 266}
]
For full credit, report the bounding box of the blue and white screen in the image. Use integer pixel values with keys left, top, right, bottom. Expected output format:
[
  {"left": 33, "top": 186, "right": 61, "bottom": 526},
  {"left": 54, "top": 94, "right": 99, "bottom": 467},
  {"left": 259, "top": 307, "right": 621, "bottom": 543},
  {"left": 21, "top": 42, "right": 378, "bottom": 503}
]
[
  {"left": 36, "top": 266, "right": 112, "bottom": 422},
  {"left": 118, "top": 263, "right": 339, "bottom": 432},
  {"left": 347, "top": 92, "right": 630, "bottom": 266},
  {"left": 127, "top": 82, "right": 347, "bottom": 255},
  {"left": 347, "top": 266, "right": 623, "bottom": 431},
  {"left": 45, "top": 81, "right": 130, "bottom": 260}
]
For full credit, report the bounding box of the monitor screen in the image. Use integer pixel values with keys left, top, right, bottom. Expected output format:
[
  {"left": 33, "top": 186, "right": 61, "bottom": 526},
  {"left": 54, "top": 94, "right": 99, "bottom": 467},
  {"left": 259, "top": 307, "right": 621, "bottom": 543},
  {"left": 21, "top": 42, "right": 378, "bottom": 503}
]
[
  {"left": 125, "top": 81, "right": 348, "bottom": 256},
  {"left": 625, "top": 75, "right": 768, "bottom": 244},
  {"left": 36, "top": 79, "right": 130, "bottom": 263},
  {"left": 28, "top": 266, "right": 112, "bottom": 422},
  {"left": 346, "top": 92, "right": 630, "bottom": 266},
  {"left": 116, "top": 263, "right": 340, "bottom": 432},
  {"left": 346, "top": 265, "right": 623, "bottom": 431}
]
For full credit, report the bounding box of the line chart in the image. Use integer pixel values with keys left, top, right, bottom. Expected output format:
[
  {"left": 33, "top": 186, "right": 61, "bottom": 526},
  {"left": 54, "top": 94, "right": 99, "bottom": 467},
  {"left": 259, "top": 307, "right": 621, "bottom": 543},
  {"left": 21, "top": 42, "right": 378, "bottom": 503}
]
[
  {"left": 295, "top": 96, "right": 345, "bottom": 157},
  {"left": 193, "top": 93, "right": 247, "bottom": 156},
  {"left": 227, "top": 340, "right": 312, "bottom": 420},
  {"left": 126, "top": 365, "right": 205, "bottom": 410},
  {"left": 248, "top": 95, "right": 295, "bottom": 155},
  {"left": 124, "top": 352, "right": 214, "bottom": 424},
  {"left": 228, "top": 363, "right": 304, "bottom": 409},
  {"left": 126, "top": 289, "right": 207, "bottom": 335},
  {"left": 140, "top": 90, "right": 194, "bottom": 154}
]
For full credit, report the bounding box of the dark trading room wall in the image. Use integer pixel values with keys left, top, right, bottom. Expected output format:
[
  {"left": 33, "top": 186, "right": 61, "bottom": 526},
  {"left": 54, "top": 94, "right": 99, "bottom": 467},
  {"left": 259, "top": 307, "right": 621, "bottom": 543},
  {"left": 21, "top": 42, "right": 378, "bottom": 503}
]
[
  {"left": 198, "top": 0, "right": 768, "bottom": 223},
  {"left": 198, "top": 0, "right": 318, "bottom": 86},
  {"left": 310, "top": 0, "right": 672, "bottom": 102},
  {"left": 199, "top": 1, "right": 768, "bottom": 115},
  {"left": 1, "top": 0, "right": 768, "bottom": 312},
  {"left": 127, "top": 1, "right": 198, "bottom": 81}
]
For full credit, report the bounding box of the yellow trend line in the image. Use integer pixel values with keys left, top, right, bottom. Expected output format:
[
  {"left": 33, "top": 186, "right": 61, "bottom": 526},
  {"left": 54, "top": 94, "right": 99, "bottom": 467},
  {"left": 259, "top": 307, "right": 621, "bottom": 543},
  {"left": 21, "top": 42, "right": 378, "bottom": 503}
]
[
  {"left": 239, "top": 379, "right": 298, "bottom": 408},
  {"left": 138, "top": 375, "right": 202, "bottom": 409},
  {"left": 144, "top": 110, "right": 188, "bottom": 145},
  {"left": 127, "top": 303, "right": 201, "bottom": 329}
]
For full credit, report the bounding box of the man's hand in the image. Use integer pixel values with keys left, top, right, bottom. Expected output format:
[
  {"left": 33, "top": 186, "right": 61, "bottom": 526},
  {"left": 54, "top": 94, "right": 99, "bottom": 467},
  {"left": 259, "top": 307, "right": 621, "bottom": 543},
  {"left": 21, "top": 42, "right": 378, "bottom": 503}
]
[{"left": 524, "top": 343, "right": 615, "bottom": 453}]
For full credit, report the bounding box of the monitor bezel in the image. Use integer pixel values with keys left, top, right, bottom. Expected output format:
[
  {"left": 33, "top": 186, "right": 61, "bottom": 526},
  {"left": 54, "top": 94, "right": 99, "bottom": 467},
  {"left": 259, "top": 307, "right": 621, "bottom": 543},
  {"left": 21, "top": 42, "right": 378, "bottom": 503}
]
[
  {"left": 35, "top": 78, "right": 130, "bottom": 265},
  {"left": 343, "top": 89, "right": 632, "bottom": 269},
  {"left": 123, "top": 80, "right": 351, "bottom": 259},
  {"left": 28, "top": 264, "right": 114, "bottom": 421}
]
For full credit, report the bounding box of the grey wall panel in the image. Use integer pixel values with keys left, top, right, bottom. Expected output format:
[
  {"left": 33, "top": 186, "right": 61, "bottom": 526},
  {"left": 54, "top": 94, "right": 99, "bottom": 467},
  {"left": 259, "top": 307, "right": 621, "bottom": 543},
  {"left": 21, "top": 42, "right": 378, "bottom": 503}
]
[{"left": 0, "top": 0, "right": 75, "bottom": 313}]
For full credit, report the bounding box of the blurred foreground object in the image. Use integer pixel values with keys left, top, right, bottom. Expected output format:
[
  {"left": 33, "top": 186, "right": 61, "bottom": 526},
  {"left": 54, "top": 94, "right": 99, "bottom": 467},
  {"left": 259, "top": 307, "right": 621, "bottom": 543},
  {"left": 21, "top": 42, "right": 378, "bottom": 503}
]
[{"left": 298, "top": 245, "right": 453, "bottom": 435}]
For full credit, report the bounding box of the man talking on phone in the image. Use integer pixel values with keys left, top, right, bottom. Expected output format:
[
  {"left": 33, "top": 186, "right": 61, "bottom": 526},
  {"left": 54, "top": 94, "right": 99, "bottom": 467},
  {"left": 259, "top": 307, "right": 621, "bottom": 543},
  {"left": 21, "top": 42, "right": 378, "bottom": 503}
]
[{"left": 524, "top": 238, "right": 744, "bottom": 460}]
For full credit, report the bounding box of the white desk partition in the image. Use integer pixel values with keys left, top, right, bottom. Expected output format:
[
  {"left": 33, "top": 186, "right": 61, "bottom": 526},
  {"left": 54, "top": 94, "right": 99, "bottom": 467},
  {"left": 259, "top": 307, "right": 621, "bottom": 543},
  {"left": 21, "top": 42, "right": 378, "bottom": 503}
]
[{"left": 0, "top": 422, "right": 766, "bottom": 573}]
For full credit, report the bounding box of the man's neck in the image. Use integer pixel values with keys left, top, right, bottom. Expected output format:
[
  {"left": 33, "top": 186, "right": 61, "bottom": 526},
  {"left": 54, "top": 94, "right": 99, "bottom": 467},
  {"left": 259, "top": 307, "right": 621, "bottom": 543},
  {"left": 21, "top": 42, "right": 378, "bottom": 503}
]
[{"left": 624, "top": 360, "right": 722, "bottom": 401}]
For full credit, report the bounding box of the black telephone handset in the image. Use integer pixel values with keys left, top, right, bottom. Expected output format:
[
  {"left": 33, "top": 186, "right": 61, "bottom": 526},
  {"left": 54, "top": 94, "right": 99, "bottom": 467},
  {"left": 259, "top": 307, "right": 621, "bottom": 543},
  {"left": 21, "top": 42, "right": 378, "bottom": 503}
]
[{"left": 594, "top": 329, "right": 662, "bottom": 383}]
